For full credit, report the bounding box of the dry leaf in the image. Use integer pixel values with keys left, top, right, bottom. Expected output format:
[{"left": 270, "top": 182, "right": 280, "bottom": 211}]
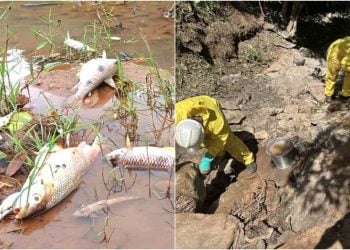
[{"left": 5, "top": 153, "right": 26, "bottom": 176}]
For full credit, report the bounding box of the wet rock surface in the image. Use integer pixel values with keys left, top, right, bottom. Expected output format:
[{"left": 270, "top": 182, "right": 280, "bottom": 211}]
[
  {"left": 176, "top": 3, "right": 350, "bottom": 249},
  {"left": 176, "top": 213, "right": 239, "bottom": 249}
]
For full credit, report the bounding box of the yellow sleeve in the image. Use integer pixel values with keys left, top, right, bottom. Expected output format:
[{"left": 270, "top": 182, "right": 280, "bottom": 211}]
[{"left": 204, "top": 102, "right": 231, "bottom": 157}]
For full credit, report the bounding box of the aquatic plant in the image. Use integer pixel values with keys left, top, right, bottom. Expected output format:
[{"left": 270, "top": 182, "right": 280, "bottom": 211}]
[
  {"left": 140, "top": 30, "right": 174, "bottom": 111},
  {"left": 0, "top": 25, "right": 21, "bottom": 116},
  {"left": 32, "top": 9, "right": 62, "bottom": 55}
]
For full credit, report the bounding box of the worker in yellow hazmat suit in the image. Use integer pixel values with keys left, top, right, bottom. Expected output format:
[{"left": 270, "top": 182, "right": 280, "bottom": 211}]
[
  {"left": 324, "top": 37, "right": 350, "bottom": 103},
  {"left": 175, "top": 95, "right": 256, "bottom": 175}
]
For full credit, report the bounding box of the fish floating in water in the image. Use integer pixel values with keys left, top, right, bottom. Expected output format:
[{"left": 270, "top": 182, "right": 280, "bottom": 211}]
[
  {"left": 105, "top": 146, "right": 175, "bottom": 171},
  {"left": 1, "top": 49, "right": 31, "bottom": 90},
  {"left": 0, "top": 137, "right": 101, "bottom": 220},
  {"left": 63, "top": 51, "right": 117, "bottom": 108},
  {"left": 64, "top": 31, "right": 95, "bottom": 52}
]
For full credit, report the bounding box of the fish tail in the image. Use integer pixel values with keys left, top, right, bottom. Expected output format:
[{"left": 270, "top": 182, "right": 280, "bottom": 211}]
[{"left": 62, "top": 95, "right": 83, "bottom": 108}]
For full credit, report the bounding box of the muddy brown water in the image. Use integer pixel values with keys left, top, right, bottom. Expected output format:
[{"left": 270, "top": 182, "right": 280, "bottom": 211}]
[
  {"left": 0, "top": 1, "right": 174, "bottom": 71},
  {"left": 0, "top": 2, "right": 174, "bottom": 249}
]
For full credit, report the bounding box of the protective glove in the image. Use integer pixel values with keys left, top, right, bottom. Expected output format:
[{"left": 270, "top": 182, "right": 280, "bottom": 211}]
[{"left": 199, "top": 153, "right": 214, "bottom": 175}]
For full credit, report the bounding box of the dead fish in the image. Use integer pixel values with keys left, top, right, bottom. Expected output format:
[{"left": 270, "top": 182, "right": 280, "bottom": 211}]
[
  {"left": 0, "top": 111, "right": 14, "bottom": 128},
  {"left": 105, "top": 146, "right": 175, "bottom": 170},
  {"left": 73, "top": 196, "right": 142, "bottom": 217},
  {"left": 63, "top": 51, "right": 117, "bottom": 107},
  {"left": 64, "top": 31, "right": 95, "bottom": 52},
  {"left": 4, "top": 136, "right": 101, "bottom": 220},
  {"left": 2, "top": 49, "right": 31, "bottom": 89}
]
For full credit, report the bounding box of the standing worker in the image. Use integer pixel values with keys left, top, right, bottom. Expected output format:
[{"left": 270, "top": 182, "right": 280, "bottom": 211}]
[
  {"left": 175, "top": 95, "right": 257, "bottom": 175},
  {"left": 324, "top": 36, "right": 350, "bottom": 103}
]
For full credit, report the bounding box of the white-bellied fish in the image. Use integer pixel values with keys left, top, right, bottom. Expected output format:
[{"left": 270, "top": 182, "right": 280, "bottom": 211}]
[
  {"left": 2, "top": 49, "right": 31, "bottom": 90},
  {"left": 0, "top": 136, "right": 101, "bottom": 220},
  {"left": 105, "top": 146, "right": 175, "bottom": 171},
  {"left": 63, "top": 51, "right": 117, "bottom": 107},
  {"left": 64, "top": 31, "right": 95, "bottom": 52}
]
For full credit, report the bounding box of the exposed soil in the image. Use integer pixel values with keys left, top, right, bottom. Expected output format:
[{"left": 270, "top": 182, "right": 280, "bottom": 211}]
[{"left": 176, "top": 2, "right": 350, "bottom": 249}]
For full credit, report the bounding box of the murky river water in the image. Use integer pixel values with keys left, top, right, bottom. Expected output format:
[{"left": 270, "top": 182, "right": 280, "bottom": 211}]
[{"left": 0, "top": 1, "right": 174, "bottom": 249}]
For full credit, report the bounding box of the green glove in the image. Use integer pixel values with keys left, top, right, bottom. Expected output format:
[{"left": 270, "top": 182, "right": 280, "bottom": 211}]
[{"left": 199, "top": 153, "right": 214, "bottom": 175}]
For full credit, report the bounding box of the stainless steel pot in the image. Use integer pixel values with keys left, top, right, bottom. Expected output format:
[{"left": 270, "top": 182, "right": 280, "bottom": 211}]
[{"left": 266, "top": 137, "right": 297, "bottom": 169}]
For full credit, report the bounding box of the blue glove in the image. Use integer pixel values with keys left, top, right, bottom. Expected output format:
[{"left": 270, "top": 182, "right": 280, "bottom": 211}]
[{"left": 199, "top": 153, "right": 214, "bottom": 175}]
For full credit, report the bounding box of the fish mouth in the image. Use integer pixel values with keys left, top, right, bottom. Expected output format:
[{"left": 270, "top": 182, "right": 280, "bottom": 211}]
[
  {"left": 15, "top": 181, "right": 55, "bottom": 220},
  {"left": 15, "top": 202, "right": 47, "bottom": 220}
]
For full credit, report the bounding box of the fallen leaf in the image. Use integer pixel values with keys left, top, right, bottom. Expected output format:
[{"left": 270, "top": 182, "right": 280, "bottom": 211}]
[
  {"left": 73, "top": 196, "right": 142, "bottom": 217},
  {"left": 5, "top": 153, "right": 26, "bottom": 176},
  {"left": 7, "top": 112, "right": 33, "bottom": 133}
]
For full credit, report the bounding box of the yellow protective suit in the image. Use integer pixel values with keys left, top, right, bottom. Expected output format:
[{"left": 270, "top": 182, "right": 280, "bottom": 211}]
[
  {"left": 325, "top": 37, "right": 350, "bottom": 97},
  {"left": 175, "top": 95, "right": 254, "bottom": 166}
]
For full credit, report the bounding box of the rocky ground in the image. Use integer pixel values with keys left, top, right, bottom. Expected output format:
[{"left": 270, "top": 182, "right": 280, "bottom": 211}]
[{"left": 175, "top": 2, "right": 350, "bottom": 249}]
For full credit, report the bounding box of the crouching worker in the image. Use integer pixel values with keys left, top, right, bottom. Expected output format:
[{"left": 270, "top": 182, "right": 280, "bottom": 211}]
[
  {"left": 324, "top": 36, "right": 350, "bottom": 103},
  {"left": 175, "top": 95, "right": 257, "bottom": 175}
]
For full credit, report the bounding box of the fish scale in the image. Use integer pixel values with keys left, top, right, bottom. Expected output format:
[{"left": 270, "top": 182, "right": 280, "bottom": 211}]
[
  {"left": 106, "top": 147, "right": 175, "bottom": 170},
  {"left": 41, "top": 148, "right": 91, "bottom": 208}
]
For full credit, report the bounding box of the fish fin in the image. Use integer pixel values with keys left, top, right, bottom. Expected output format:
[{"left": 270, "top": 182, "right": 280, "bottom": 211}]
[
  {"left": 102, "top": 50, "right": 107, "bottom": 59},
  {"left": 63, "top": 95, "right": 83, "bottom": 108},
  {"left": 125, "top": 134, "right": 131, "bottom": 148},
  {"left": 92, "top": 133, "right": 107, "bottom": 148},
  {"left": 104, "top": 78, "right": 116, "bottom": 88},
  {"left": 163, "top": 147, "right": 175, "bottom": 154}
]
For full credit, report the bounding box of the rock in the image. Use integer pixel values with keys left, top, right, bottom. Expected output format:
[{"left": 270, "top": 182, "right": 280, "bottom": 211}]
[
  {"left": 284, "top": 104, "right": 299, "bottom": 114},
  {"left": 263, "top": 22, "right": 275, "bottom": 31},
  {"left": 276, "top": 113, "right": 293, "bottom": 121},
  {"left": 310, "top": 112, "right": 328, "bottom": 125},
  {"left": 255, "top": 130, "right": 269, "bottom": 140},
  {"left": 299, "top": 47, "right": 314, "bottom": 57},
  {"left": 224, "top": 110, "right": 246, "bottom": 125},
  {"left": 176, "top": 162, "right": 206, "bottom": 213},
  {"left": 242, "top": 126, "right": 255, "bottom": 134},
  {"left": 278, "top": 119, "right": 295, "bottom": 131},
  {"left": 298, "top": 100, "right": 314, "bottom": 113},
  {"left": 209, "top": 176, "right": 262, "bottom": 216},
  {"left": 278, "top": 230, "right": 297, "bottom": 245},
  {"left": 280, "top": 223, "right": 344, "bottom": 249},
  {"left": 176, "top": 213, "right": 239, "bottom": 249},
  {"left": 245, "top": 221, "right": 274, "bottom": 242},
  {"left": 293, "top": 56, "right": 305, "bottom": 66},
  {"left": 220, "top": 100, "right": 240, "bottom": 110}
]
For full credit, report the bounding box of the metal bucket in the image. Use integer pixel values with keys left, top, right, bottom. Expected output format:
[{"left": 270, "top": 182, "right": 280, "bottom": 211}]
[{"left": 266, "top": 137, "right": 297, "bottom": 169}]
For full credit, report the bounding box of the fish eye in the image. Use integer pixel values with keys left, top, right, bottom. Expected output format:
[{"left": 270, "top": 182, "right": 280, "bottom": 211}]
[{"left": 32, "top": 194, "right": 42, "bottom": 203}]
